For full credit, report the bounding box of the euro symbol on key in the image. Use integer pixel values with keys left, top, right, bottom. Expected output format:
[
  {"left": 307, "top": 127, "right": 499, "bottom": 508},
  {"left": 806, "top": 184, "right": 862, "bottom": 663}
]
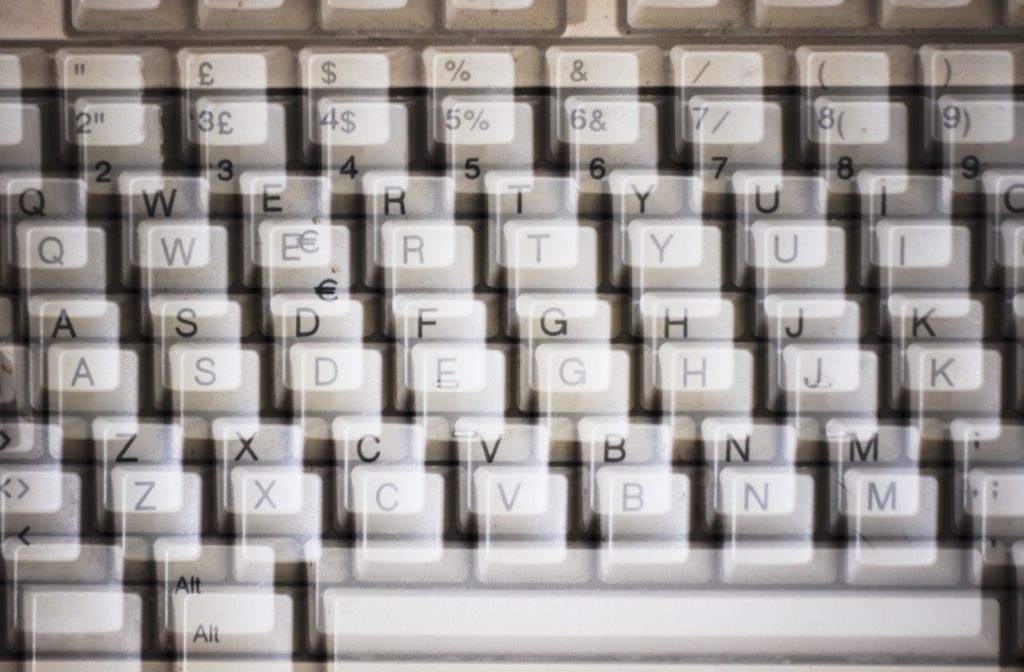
[
  {"left": 315, "top": 278, "right": 338, "bottom": 301},
  {"left": 281, "top": 230, "right": 320, "bottom": 261}
]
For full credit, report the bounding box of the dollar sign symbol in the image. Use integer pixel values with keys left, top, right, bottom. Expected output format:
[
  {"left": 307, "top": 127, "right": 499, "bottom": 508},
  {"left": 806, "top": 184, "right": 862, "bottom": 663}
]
[
  {"left": 340, "top": 110, "right": 356, "bottom": 134},
  {"left": 321, "top": 61, "right": 337, "bottom": 86}
]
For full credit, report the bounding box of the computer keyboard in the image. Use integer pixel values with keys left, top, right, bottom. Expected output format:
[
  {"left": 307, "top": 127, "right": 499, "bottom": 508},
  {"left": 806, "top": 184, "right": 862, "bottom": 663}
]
[{"left": 1, "top": 0, "right": 1023, "bottom": 669}]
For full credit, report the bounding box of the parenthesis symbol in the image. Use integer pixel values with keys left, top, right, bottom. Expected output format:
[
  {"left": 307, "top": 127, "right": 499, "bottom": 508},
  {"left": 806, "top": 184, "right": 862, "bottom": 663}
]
[
  {"left": 942, "top": 57, "right": 952, "bottom": 89},
  {"left": 963, "top": 109, "right": 971, "bottom": 139},
  {"left": 818, "top": 61, "right": 827, "bottom": 90},
  {"left": 837, "top": 111, "right": 846, "bottom": 141}
]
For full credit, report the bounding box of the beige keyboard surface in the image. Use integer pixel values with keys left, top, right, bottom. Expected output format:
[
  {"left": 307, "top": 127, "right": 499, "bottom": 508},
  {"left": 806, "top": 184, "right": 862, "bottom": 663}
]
[{"left": 0, "top": 0, "right": 1024, "bottom": 670}]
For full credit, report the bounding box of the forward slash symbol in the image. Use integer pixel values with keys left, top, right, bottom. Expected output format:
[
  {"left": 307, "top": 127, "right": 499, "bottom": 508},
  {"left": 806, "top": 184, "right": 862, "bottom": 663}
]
[{"left": 693, "top": 61, "right": 711, "bottom": 85}]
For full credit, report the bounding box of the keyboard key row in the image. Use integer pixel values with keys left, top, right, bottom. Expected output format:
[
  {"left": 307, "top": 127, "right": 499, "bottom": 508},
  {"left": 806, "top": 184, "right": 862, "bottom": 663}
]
[
  {"left": 72, "top": 0, "right": 564, "bottom": 33},
  {"left": 67, "top": 0, "right": 1024, "bottom": 33},
  {"left": 5, "top": 44, "right": 1024, "bottom": 91}
]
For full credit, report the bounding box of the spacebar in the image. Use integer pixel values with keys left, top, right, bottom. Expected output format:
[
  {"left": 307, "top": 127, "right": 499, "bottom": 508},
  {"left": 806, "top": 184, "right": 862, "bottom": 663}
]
[{"left": 326, "top": 590, "right": 1000, "bottom": 659}]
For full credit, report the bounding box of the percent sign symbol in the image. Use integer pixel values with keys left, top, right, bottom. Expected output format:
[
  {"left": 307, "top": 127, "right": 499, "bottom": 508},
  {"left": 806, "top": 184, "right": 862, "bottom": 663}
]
[
  {"left": 463, "top": 108, "right": 490, "bottom": 131},
  {"left": 445, "top": 59, "right": 472, "bottom": 83}
]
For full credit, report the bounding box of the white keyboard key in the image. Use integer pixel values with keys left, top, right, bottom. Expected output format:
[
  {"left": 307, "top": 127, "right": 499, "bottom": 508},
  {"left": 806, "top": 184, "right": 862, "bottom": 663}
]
[
  {"left": 921, "top": 46, "right": 1024, "bottom": 89},
  {"left": 190, "top": 99, "right": 269, "bottom": 147},
  {"left": 639, "top": 293, "right": 741, "bottom": 341},
  {"left": 547, "top": 47, "right": 663, "bottom": 90},
  {"left": 887, "top": 293, "right": 987, "bottom": 341},
  {"left": 686, "top": 98, "right": 783, "bottom": 207},
  {"left": 179, "top": 48, "right": 293, "bottom": 91},
  {"left": 425, "top": 47, "right": 540, "bottom": 90},
  {"left": 873, "top": 221, "right": 971, "bottom": 288},
  {"left": 749, "top": 222, "right": 847, "bottom": 289},
  {"left": 15, "top": 223, "right": 90, "bottom": 271},
  {"left": 934, "top": 97, "right": 1024, "bottom": 169},
  {"left": 655, "top": 343, "right": 755, "bottom": 412},
  {"left": 350, "top": 466, "right": 446, "bottom": 535},
  {"left": 688, "top": 97, "right": 770, "bottom": 147},
  {"left": 380, "top": 222, "right": 477, "bottom": 290},
  {"left": 952, "top": 420, "right": 1024, "bottom": 463},
  {"left": 732, "top": 171, "right": 829, "bottom": 220},
  {"left": 402, "top": 343, "right": 509, "bottom": 414},
  {"left": 316, "top": 100, "right": 399, "bottom": 147},
  {"left": 17, "top": 589, "right": 142, "bottom": 654},
  {"left": 352, "top": 540, "right": 468, "bottom": 584},
  {"left": 46, "top": 345, "right": 138, "bottom": 414},
  {"left": 881, "top": 0, "right": 997, "bottom": 28},
  {"left": 230, "top": 468, "right": 307, "bottom": 516},
  {"left": 797, "top": 47, "right": 916, "bottom": 90},
  {"left": 626, "top": 0, "right": 743, "bottom": 28},
  {"left": 138, "top": 222, "right": 228, "bottom": 291},
  {"left": 57, "top": 48, "right": 172, "bottom": 91},
  {"left": 843, "top": 469, "right": 939, "bottom": 538},
  {"left": 902, "top": 344, "right": 1001, "bottom": 413},
  {"left": 323, "top": 590, "right": 999, "bottom": 657},
  {"left": 269, "top": 295, "right": 369, "bottom": 341},
  {"left": 0, "top": 103, "right": 41, "bottom": 168},
  {"left": 812, "top": 98, "right": 909, "bottom": 167},
  {"left": 445, "top": 0, "right": 562, "bottom": 30},
  {"left": 847, "top": 542, "right": 960, "bottom": 587},
  {"left": 722, "top": 541, "right": 837, "bottom": 585},
  {"left": 439, "top": 97, "right": 523, "bottom": 146},
  {"left": 857, "top": 171, "right": 953, "bottom": 222},
  {"left": 394, "top": 294, "right": 495, "bottom": 341},
  {"left": 778, "top": 345, "right": 878, "bottom": 413},
  {"left": 198, "top": 0, "right": 312, "bottom": 30},
  {"left": 0, "top": 468, "right": 80, "bottom": 538},
  {"left": 0, "top": 469, "right": 64, "bottom": 515},
  {"left": 718, "top": 467, "right": 815, "bottom": 536},
  {"left": 702, "top": 418, "right": 807, "bottom": 463},
  {"left": 109, "top": 468, "right": 201, "bottom": 537},
  {"left": 171, "top": 592, "right": 293, "bottom": 654},
  {"left": 166, "top": 344, "right": 262, "bottom": 414},
  {"left": 594, "top": 468, "right": 690, "bottom": 537},
  {"left": 502, "top": 222, "right": 599, "bottom": 290},
  {"left": 68, "top": 99, "right": 155, "bottom": 147},
  {"left": 287, "top": 344, "right": 384, "bottom": 414},
  {"left": 754, "top": 0, "right": 869, "bottom": 27},
  {"left": 109, "top": 466, "right": 184, "bottom": 514},
  {"left": 935, "top": 95, "right": 1020, "bottom": 145},
  {"left": 321, "top": 0, "right": 436, "bottom": 31},
  {"left": 671, "top": 46, "right": 791, "bottom": 95},
  {"left": 151, "top": 296, "right": 249, "bottom": 342},
  {"left": 257, "top": 221, "right": 352, "bottom": 291},
  {"left": 526, "top": 344, "right": 632, "bottom": 415},
  {"left": 15, "top": 222, "right": 107, "bottom": 292},
  {"left": 967, "top": 469, "right": 1024, "bottom": 536},
  {"left": 4, "top": 541, "right": 123, "bottom": 584},
  {"left": 514, "top": 294, "right": 617, "bottom": 341},
  {"left": 303, "top": 48, "right": 417, "bottom": 91},
  {"left": 472, "top": 467, "right": 567, "bottom": 537},
  {"left": 72, "top": 0, "right": 187, "bottom": 31},
  {"left": 763, "top": 294, "right": 862, "bottom": 340}
]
